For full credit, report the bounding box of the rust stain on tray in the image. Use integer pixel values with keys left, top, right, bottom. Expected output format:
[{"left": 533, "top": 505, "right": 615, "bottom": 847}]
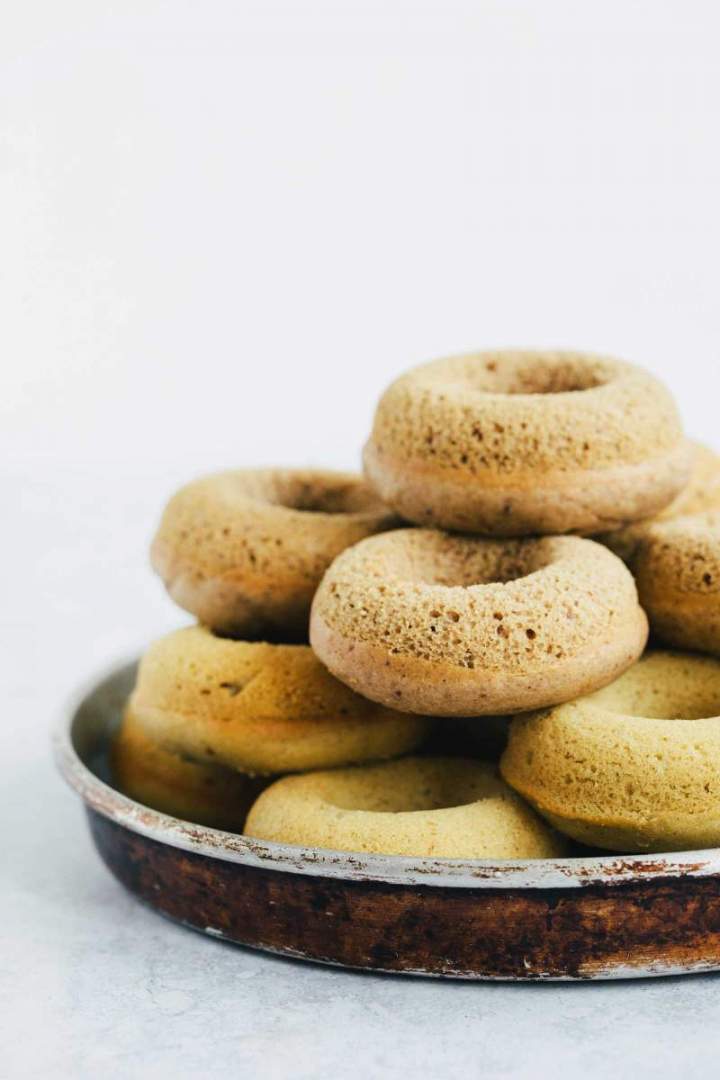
[{"left": 555, "top": 856, "right": 710, "bottom": 883}]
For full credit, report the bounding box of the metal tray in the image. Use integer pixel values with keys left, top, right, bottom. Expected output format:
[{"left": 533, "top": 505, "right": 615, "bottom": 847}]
[{"left": 55, "top": 660, "right": 720, "bottom": 980}]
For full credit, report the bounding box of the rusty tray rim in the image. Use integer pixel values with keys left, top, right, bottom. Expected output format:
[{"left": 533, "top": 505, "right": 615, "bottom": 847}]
[{"left": 55, "top": 657, "right": 720, "bottom": 891}]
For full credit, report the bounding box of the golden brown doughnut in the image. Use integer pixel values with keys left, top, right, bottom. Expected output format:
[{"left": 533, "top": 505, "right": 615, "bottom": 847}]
[{"left": 629, "top": 512, "right": 720, "bottom": 656}]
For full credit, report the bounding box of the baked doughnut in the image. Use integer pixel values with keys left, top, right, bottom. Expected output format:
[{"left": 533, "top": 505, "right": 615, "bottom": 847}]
[
  {"left": 501, "top": 651, "right": 720, "bottom": 853},
  {"left": 244, "top": 756, "right": 568, "bottom": 858},
  {"left": 151, "top": 469, "right": 397, "bottom": 636},
  {"left": 112, "top": 708, "right": 265, "bottom": 830},
  {"left": 603, "top": 441, "right": 720, "bottom": 563},
  {"left": 646, "top": 441, "right": 720, "bottom": 520},
  {"left": 363, "top": 351, "right": 690, "bottom": 536},
  {"left": 310, "top": 528, "right": 648, "bottom": 716},
  {"left": 128, "top": 626, "right": 430, "bottom": 774},
  {"left": 601, "top": 445, "right": 720, "bottom": 655},
  {"left": 628, "top": 512, "right": 720, "bottom": 656}
]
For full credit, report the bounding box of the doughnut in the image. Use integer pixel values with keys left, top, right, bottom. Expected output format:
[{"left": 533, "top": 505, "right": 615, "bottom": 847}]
[
  {"left": 310, "top": 528, "right": 648, "bottom": 716},
  {"left": 128, "top": 626, "right": 430, "bottom": 775},
  {"left": 627, "top": 512, "right": 720, "bottom": 656},
  {"left": 244, "top": 756, "right": 568, "bottom": 858},
  {"left": 151, "top": 468, "right": 397, "bottom": 636},
  {"left": 603, "top": 441, "right": 720, "bottom": 563},
  {"left": 363, "top": 351, "right": 690, "bottom": 536},
  {"left": 111, "top": 708, "right": 265, "bottom": 830},
  {"left": 501, "top": 651, "right": 720, "bottom": 853},
  {"left": 601, "top": 445, "right": 720, "bottom": 655},
  {"left": 647, "top": 441, "right": 720, "bottom": 520}
]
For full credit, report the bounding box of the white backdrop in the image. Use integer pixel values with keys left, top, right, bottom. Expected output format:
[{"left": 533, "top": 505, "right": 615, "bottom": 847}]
[
  {"left": 6, "top": 0, "right": 720, "bottom": 663},
  {"left": 5, "top": 5, "right": 720, "bottom": 1077},
  {"left": 4, "top": 0, "right": 720, "bottom": 479}
]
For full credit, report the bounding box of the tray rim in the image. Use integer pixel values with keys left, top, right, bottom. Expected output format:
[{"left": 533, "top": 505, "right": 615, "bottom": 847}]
[{"left": 55, "top": 656, "right": 720, "bottom": 891}]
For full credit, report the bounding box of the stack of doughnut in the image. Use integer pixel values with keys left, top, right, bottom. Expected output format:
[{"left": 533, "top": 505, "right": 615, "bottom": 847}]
[{"left": 114, "top": 350, "right": 720, "bottom": 859}]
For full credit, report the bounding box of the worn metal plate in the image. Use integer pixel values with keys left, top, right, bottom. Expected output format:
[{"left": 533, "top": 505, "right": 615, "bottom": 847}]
[{"left": 54, "top": 660, "right": 720, "bottom": 980}]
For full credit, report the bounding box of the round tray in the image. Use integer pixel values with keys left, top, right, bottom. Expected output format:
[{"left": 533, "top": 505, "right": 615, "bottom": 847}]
[{"left": 55, "top": 660, "right": 720, "bottom": 980}]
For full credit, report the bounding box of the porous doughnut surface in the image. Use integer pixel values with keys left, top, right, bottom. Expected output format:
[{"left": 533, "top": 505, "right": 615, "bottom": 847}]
[
  {"left": 244, "top": 756, "right": 567, "bottom": 858},
  {"left": 128, "top": 627, "right": 429, "bottom": 775},
  {"left": 310, "top": 528, "right": 648, "bottom": 716},
  {"left": 364, "top": 351, "right": 690, "bottom": 535},
  {"left": 112, "top": 708, "right": 265, "bottom": 830},
  {"left": 151, "top": 468, "right": 397, "bottom": 636},
  {"left": 501, "top": 651, "right": 720, "bottom": 852}
]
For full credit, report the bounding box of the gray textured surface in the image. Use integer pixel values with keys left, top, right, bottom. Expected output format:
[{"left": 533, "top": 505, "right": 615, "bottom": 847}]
[{"left": 6, "top": 473, "right": 720, "bottom": 1079}]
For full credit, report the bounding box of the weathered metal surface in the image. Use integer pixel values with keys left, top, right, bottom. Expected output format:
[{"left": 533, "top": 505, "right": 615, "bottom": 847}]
[
  {"left": 87, "top": 808, "right": 720, "bottom": 980},
  {"left": 55, "top": 659, "right": 720, "bottom": 980}
]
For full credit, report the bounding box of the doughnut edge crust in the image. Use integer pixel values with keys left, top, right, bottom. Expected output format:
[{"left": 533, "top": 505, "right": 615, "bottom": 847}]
[{"left": 603, "top": 441, "right": 720, "bottom": 562}]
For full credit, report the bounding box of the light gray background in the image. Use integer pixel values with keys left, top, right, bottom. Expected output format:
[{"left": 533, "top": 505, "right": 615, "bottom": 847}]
[{"left": 4, "top": 2, "right": 720, "bottom": 1077}]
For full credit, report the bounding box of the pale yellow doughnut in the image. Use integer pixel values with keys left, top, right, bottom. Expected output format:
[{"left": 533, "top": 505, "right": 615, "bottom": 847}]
[
  {"left": 128, "top": 627, "right": 430, "bottom": 775},
  {"left": 112, "top": 707, "right": 265, "bottom": 830},
  {"left": 245, "top": 757, "right": 568, "bottom": 858},
  {"left": 501, "top": 651, "right": 720, "bottom": 853}
]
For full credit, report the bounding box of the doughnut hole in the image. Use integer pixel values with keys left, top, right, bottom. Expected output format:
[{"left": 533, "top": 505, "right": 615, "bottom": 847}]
[
  {"left": 231, "top": 470, "right": 387, "bottom": 515},
  {"left": 415, "top": 351, "right": 619, "bottom": 397},
  {"left": 585, "top": 651, "right": 720, "bottom": 720},
  {"left": 373, "top": 530, "right": 556, "bottom": 589},
  {"left": 307, "top": 756, "right": 508, "bottom": 812}
]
